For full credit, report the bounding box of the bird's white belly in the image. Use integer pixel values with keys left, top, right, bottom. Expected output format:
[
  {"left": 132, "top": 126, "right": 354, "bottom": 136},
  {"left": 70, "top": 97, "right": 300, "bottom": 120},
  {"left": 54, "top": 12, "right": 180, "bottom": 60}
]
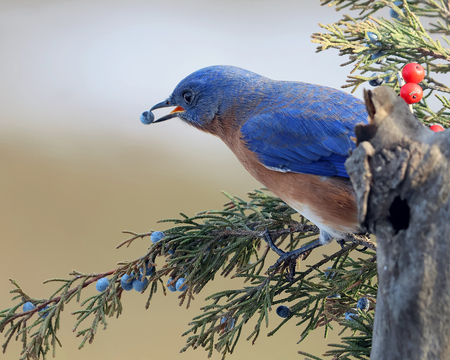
[{"left": 288, "top": 201, "right": 356, "bottom": 242}]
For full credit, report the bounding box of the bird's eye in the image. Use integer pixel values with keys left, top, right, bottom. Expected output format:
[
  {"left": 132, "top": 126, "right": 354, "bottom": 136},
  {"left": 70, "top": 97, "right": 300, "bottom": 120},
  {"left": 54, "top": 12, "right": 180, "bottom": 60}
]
[{"left": 183, "top": 91, "right": 194, "bottom": 104}]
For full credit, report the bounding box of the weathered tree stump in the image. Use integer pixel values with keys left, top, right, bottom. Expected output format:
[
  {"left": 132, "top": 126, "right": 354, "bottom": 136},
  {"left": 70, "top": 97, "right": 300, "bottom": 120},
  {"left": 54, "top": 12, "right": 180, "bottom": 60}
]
[{"left": 345, "top": 86, "right": 450, "bottom": 360}]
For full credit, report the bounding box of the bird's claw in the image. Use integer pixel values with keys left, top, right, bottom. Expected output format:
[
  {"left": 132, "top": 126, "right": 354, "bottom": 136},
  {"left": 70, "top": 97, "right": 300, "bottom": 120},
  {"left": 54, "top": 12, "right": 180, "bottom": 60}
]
[
  {"left": 337, "top": 237, "right": 368, "bottom": 252},
  {"left": 262, "top": 229, "right": 322, "bottom": 282}
]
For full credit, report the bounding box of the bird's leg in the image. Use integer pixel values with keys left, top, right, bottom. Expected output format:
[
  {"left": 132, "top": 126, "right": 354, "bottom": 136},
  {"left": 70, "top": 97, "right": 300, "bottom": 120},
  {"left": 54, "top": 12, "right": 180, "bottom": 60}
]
[
  {"left": 262, "top": 229, "right": 323, "bottom": 281},
  {"left": 261, "top": 229, "right": 287, "bottom": 257}
]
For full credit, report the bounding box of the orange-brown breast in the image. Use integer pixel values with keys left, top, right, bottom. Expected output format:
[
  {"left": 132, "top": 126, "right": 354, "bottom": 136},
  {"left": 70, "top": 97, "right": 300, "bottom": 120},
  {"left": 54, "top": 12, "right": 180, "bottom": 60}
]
[{"left": 201, "top": 115, "right": 359, "bottom": 236}]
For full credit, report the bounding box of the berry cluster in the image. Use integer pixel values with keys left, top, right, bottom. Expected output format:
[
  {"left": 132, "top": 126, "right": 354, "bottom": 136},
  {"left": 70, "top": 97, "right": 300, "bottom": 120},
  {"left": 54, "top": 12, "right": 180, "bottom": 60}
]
[
  {"left": 365, "top": 1, "right": 406, "bottom": 82},
  {"left": 366, "top": 31, "right": 384, "bottom": 64},
  {"left": 20, "top": 230, "right": 187, "bottom": 322},
  {"left": 368, "top": 61, "right": 425, "bottom": 104},
  {"left": 93, "top": 231, "right": 188, "bottom": 295},
  {"left": 117, "top": 231, "right": 167, "bottom": 293},
  {"left": 365, "top": 26, "right": 426, "bottom": 106},
  {"left": 400, "top": 63, "right": 424, "bottom": 104},
  {"left": 120, "top": 265, "right": 152, "bottom": 293},
  {"left": 390, "top": 1, "right": 404, "bottom": 21},
  {"left": 365, "top": 31, "right": 395, "bottom": 86},
  {"left": 167, "top": 277, "right": 188, "bottom": 292},
  {"left": 344, "top": 297, "right": 370, "bottom": 322},
  {"left": 22, "top": 302, "right": 50, "bottom": 319}
]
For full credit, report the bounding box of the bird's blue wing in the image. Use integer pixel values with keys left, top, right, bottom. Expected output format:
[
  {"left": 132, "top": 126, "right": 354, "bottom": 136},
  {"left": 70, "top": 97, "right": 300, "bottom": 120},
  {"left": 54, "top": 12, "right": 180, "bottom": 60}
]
[{"left": 240, "top": 98, "right": 367, "bottom": 178}]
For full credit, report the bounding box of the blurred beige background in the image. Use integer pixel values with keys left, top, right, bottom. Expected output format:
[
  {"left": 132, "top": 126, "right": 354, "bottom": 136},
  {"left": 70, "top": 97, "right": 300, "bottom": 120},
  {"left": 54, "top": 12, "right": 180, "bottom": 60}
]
[{"left": 1, "top": 1, "right": 360, "bottom": 359}]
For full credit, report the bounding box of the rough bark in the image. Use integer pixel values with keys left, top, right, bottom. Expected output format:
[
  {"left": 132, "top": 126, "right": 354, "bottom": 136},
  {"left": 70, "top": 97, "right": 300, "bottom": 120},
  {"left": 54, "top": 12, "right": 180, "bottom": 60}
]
[{"left": 345, "top": 86, "right": 450, "bottom": 360}]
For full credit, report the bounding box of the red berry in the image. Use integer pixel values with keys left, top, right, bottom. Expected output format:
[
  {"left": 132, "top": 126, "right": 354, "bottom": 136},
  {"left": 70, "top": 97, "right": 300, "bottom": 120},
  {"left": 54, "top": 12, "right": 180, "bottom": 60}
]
[
  {"left": 430, "top": 124, "right": 445, "bottom": 132},
  {"left": 402, "top": 63, "right": 425, "bottom": 83},
  {"left": 400, "top": 83, "right": 423, "bottom": 104}
]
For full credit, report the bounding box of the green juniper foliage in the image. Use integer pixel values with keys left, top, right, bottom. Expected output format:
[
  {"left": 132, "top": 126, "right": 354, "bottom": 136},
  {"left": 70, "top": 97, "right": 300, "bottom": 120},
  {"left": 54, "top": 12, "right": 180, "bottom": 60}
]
[
  {"left": 0, "top": 190, "right": 375, "bottom": 360},
  {"left": 313, "top": 0, "right": 450, "bottom": 127},
  {"left": 1, "top": 1, "right": 449, "bottom": 359}
]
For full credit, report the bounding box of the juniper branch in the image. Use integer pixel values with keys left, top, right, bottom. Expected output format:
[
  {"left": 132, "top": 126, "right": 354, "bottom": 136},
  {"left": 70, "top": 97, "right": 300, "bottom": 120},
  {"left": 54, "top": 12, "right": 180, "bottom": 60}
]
[{"left": 0, "top": 190, "right": 376, "bottom": 360}]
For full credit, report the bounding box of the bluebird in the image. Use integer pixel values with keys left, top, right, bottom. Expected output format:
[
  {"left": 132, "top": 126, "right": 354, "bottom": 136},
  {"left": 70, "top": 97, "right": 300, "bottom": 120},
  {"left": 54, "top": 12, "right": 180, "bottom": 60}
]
[{"left": 141, "top": 66, "right": 367, "bottom": 279}]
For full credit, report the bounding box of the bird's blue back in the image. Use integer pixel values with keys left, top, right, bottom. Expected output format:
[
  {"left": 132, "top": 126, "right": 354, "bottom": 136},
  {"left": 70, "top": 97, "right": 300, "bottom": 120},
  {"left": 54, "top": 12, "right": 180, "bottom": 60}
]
[{"left": 234, "top": 77, "right": 368, "bottom": 178}]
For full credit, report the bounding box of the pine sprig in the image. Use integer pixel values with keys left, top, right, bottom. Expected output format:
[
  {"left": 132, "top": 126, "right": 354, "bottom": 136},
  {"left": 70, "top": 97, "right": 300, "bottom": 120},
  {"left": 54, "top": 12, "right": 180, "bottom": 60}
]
[
  {"left": 321, "top": 311, "right": 374, "bottom": 359},
  {"left": 0, "top": 190, "right": 375, "bottom": 359},
  {"left": 320, "top": 0, "right": 450, "bottom": 22},
  {"left": 313, "top": 0, "right": 450, "bottom": 128},
  {"left": 298, "top": 286, "right": 375, "bottom": 359},
  {"left": 181, "top": 240, "right": 376, "bottom": 359}
]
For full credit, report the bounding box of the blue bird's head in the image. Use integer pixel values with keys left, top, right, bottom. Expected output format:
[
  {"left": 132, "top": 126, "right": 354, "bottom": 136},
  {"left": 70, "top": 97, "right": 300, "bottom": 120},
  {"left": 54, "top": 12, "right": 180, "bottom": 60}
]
[{"left": 141, "top": 66, "right": 265, "bottom": 128}]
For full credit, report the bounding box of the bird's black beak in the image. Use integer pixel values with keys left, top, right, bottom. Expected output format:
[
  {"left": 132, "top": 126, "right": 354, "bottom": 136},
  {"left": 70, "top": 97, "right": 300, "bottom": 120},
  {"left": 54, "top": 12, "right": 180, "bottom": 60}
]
[
  {"left": 152, "top": 100, "right": 185, "bottom": 123},
  {"left": 140, "top": 99, "right": 186, "bottom": 125}
]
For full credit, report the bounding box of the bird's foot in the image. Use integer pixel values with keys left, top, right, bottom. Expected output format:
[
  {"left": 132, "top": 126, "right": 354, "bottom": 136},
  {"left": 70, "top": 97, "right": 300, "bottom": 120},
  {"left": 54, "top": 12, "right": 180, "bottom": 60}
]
[
  {"left": 262, "top": 229, "right": 322, "bottom": 282},
  {"left": 337, "top": 233, "right": 369, "bottom": 252}
]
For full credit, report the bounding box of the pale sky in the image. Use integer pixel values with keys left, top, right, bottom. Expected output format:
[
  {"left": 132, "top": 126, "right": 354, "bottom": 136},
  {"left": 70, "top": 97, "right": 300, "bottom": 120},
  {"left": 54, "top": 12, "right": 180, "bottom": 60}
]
[{"left": 1, "top": 0, "right": 364, "bottom": 152}]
